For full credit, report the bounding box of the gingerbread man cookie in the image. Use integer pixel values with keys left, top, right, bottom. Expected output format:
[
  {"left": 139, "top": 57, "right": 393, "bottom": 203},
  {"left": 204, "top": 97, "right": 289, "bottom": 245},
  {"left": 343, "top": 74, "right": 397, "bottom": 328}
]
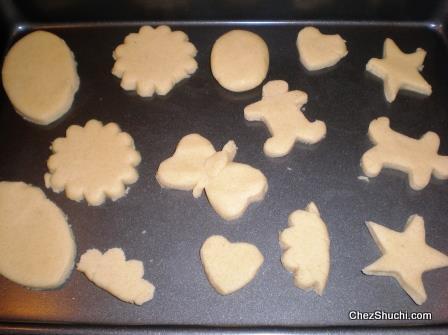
[
  {"left": 361, "top": 117, "right": 448, "bottom": 190},
  {"left": 244, "top": 80, "right": 326, "bottom": 157}
]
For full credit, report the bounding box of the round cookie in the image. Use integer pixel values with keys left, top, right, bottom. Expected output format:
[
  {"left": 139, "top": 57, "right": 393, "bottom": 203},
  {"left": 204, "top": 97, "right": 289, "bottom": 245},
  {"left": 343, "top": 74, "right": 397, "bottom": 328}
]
[
  {"left": 0, "top": 181, "right": 76, "bottom": 289},
  {"left": 2, "top": 31, "right": 79, "bottom": 125},
  {"left": 211, "top": 30, "right": 269, "bottom": 92}
]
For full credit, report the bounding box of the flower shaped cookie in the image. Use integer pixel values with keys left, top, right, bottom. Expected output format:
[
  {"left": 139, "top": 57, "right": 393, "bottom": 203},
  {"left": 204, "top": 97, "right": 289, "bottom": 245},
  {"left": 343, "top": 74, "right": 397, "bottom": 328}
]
[
  {"left": 45, "top": 120, "right": 141, "bottom": 205},
  {"left": 112, "top": 25, "right": 198, "bottom": 97}
]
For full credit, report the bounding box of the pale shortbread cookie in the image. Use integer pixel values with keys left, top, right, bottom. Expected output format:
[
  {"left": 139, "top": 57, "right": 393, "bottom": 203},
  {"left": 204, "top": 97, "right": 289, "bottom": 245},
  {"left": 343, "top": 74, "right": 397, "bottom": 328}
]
[
  {"left": 297, "top": 27, "right": 348, "bottom": 71},
  {"left": 112, "top": 25, "right": 197, "bottom": 97},
  {"left": 200, "top": 235, "right": 264, "bottom": 295},
  {"left": 211, "top": 30, "right": 269, "bottom": 92},
  {"left": 363, "top": 215, "right": 448, "bottom": 305},
  {"left": 244, "top": 80, "right": 326, "bottom": 157},
  {"left": 46, "top": 119, "right": 141, "bottom": 205},
  {"left": 2, "top": 30, "right": 79, "bottom": 125},
  {"left": 361, "top": 117, "right": 448, "bottom": 190},
  {"left": 77, "top": 248, "right": 155, "bottom": 305},
  {"left": 156, "top": 134, "right": 268, "bottom": 220},
  {"left": 366, "top": 38, "right": 432, "bottom": 103},
  {"left": 0, "top": 181, "right": 76, "bottom": 289},
  {"left": 279, "top": 202, "right": 330, "bottom": 295}
]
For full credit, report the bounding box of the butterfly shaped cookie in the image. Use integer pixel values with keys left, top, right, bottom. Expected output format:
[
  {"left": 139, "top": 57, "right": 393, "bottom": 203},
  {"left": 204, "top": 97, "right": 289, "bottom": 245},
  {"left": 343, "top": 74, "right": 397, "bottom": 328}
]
[{"left": 156, "top": 134, "right": 268, "bottom": 220}]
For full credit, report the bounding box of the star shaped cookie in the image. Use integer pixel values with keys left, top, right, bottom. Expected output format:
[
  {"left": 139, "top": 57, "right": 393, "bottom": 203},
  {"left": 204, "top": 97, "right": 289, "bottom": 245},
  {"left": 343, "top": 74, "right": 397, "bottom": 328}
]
[
  {"left": 366, "top": 38, "right": 432, "bottom": 103},
  {"left": 363, "top": 215, "right": 448, "bottom": 305}
]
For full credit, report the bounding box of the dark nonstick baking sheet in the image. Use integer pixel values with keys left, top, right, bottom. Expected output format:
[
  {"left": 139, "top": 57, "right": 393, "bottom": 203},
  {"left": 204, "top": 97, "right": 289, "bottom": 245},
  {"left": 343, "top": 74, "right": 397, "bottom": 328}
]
[{"left": 1, "top": 1, "right": 448, "bottom": 334}]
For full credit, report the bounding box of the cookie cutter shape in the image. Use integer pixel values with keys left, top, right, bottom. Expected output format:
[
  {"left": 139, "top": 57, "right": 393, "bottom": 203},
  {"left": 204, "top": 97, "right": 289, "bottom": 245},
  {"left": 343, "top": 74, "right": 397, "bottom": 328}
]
[
  {"left": 78, "top": 248, "right": 155, "bottom": 305},
  {"left": 297, "top": 27, "right": 348, "bottom": 71},
  {"left": 2, "top": 30, "right": 79, "bottom": 125},
  {"left": 366, "top": 38, "right": 432, "bottom": 103},
  {"left": 361, "top": 117, "right": 448, "bottom": 190},
  {"left": 0, "top": 181, "right": 76, "bottom": 289},
  {"left": 156, "top": 134, "right": 268, "bottom": 220},
  {"left": 112, "top": 25, "right": 198, "bottom": 97},
  {"left": 279, "top": 202, "right": 330, "bottom": 295},
  {"left": 363, "top": 215, "right": 448, "bottom": 305},
  {"left": 200, "top": 235, "right": 264, "bottom": 295},
  {"left": 211, "top": 30, "right": 269, "bottom": 92},
  {"left": 244, "top": 80, "right": 326, "bottom": 157},
  {"left": 46, "top": 119, "right": 141, "bottom": 205}
]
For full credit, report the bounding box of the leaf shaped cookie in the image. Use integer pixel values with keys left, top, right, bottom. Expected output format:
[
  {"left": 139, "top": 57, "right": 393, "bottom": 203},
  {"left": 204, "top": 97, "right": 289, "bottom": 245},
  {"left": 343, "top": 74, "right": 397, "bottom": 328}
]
[
  {"left": 200, "top": 235, "right": 264, "bottom": 295},
  {"left": 156, "top": 134, "right": 268, "bottom": 220},
  {"left": 279, "top": 202, "right": 330, "bottom": 295}
]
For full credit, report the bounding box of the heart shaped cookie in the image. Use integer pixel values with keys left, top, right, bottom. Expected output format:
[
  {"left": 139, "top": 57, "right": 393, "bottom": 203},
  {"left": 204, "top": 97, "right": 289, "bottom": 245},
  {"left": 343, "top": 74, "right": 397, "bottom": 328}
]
[
  {"left": 200, "top": 235, "right": 264, "bottom": 295},
  {"left": 297, "top": 27, "right": 348, "bottom": 71}
]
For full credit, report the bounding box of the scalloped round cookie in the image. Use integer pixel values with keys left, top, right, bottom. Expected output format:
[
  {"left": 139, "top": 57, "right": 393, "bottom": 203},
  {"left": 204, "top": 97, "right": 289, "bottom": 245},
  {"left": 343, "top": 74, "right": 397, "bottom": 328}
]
[
  {"left": 112, "top": 25, "right": 198, "bottom": 97},
  {"left": 45, "top": 119, "right": 141, "bottom": 206},
  {"left": 0, "top": 181, "right": 76, "bottom": 289},
  {"left": 211, "top": 30, "right": 269, "bottom": 92},
  {"left": 1, "top": 31, "right": 79, "bottom": 125}
]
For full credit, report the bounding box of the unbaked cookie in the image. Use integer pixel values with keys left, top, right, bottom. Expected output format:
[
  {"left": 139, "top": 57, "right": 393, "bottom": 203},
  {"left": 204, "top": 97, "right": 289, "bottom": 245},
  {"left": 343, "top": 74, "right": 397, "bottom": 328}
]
[
  {"left": 2, "top": 30, "right": 79, "bottom": 125},
  {"left": 244, "top": 80, "right": 326, "bottom": 157},
  {"left": 363, "top": 215, "right": 448, "bottom": 305},
  {"left": 45, "top": 119, "right": 141, "bottom": 205},
  {"left": 211, "top": 30, "right": 269, "bottom": 92},
  {"left": 0, "top": 181, "right": 76, "bottom": 289},
  {"left": 297, "top": 27, "right": 348, "bottom": 71},
  {"left": 366, "top": 38, "right": 432, "bottom": 102},
  {"left": 78, "top": 248, "right": 155, "bottom": 305},
  {"left": 156, "top": 134, "right": 268, "bottom": 220},
  {"left": 200, "top": 235, "right": 264, "bottom": 295},
  {"left": 112, "top": 25, "right": 198, "bottom": 97},
  {"left": 279, "top": 202, "right": 330, "bottom": 295},
  {"left": 361, "top": 117, "right": 448, "bottom": 190}
]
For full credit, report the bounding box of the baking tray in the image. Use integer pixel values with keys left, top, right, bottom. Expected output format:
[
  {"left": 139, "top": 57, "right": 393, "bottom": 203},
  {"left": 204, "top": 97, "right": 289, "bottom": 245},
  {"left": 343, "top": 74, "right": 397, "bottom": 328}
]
[{"left": 1, "top": 0, "right": 448, "bottom": 334}]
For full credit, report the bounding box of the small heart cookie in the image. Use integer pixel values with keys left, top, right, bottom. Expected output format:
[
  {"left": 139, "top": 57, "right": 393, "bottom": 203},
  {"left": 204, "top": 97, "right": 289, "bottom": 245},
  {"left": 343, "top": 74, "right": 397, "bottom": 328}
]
[
  {"left": 297, "top": 27, "right": 348, "bottom": 71},
  {"left": 200, "top": 235, "right": 264, "bottom": 295}
]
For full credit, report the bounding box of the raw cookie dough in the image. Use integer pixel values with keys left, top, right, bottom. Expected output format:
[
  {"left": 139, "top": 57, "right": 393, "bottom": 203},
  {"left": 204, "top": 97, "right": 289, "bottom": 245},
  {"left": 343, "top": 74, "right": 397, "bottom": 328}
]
[
  {"left": 0, "top": 181, "right": 76, "bottom": 289},
  {"left": 112, "top": 25, "right": 197, "bottom": 97},
  {"left": 363, "top": 215, "right": 448, "bottom": 305},
  {"left": 46, "top": 119, "right": 141, "bottom": 205},
  {"left": 244, "top": 80, "right": 326, "bottom": 157},
  {"left": 2, "top": 30, "right": 79, "bottom": 125},
  {"left": 77, "top": 248, "right": 155, "bottom": 305},
  {"left": 200, "top": 235, "right": 264, "bottom": 295},
  {"left": 361, "top": 117, "right": 448, "bottom": 190},
  {"left": 366, "top": 38, "right": 432, "bottom": 103},
  {"left": 156, "top": 134, "right": 268, "bottom": 220},
  {"left": 279, "top": 202, "right": 330, "bottom": 295},
  {"left": 297, "top": 27, "right": 348, "bottom": 71},
  {"left": 211, "top": 30, "right": 269, "bottom": 92}
]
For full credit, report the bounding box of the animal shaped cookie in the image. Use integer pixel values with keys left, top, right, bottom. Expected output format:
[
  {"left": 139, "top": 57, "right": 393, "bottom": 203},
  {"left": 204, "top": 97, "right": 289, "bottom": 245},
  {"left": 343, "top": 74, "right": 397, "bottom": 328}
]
[
  {"left": 78, "top": 248, "right": 155, "bottom": 305},
  {"left": 279, "top": 202, "right": 330, "bottom": 295},
  {"left": 366, "top": 38, "right": 432, "bottom": 103},
  {"left": 156, "top": 134, "right": 268, "bottom": 220},
  {"left": 200, "top": 235, "right": 264, "bottom": 295},
  {"left": 244, "top": 80, "right": 326, "bottom": 157},
  {"left": 361, "top": 117, "right": 448, "bottom": 190},
  {"left": 363, "top": 215, "right": 448, "bottom": 305},
  {"left": 297, "top": 27, "right": 348, "bottom": 71}
]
